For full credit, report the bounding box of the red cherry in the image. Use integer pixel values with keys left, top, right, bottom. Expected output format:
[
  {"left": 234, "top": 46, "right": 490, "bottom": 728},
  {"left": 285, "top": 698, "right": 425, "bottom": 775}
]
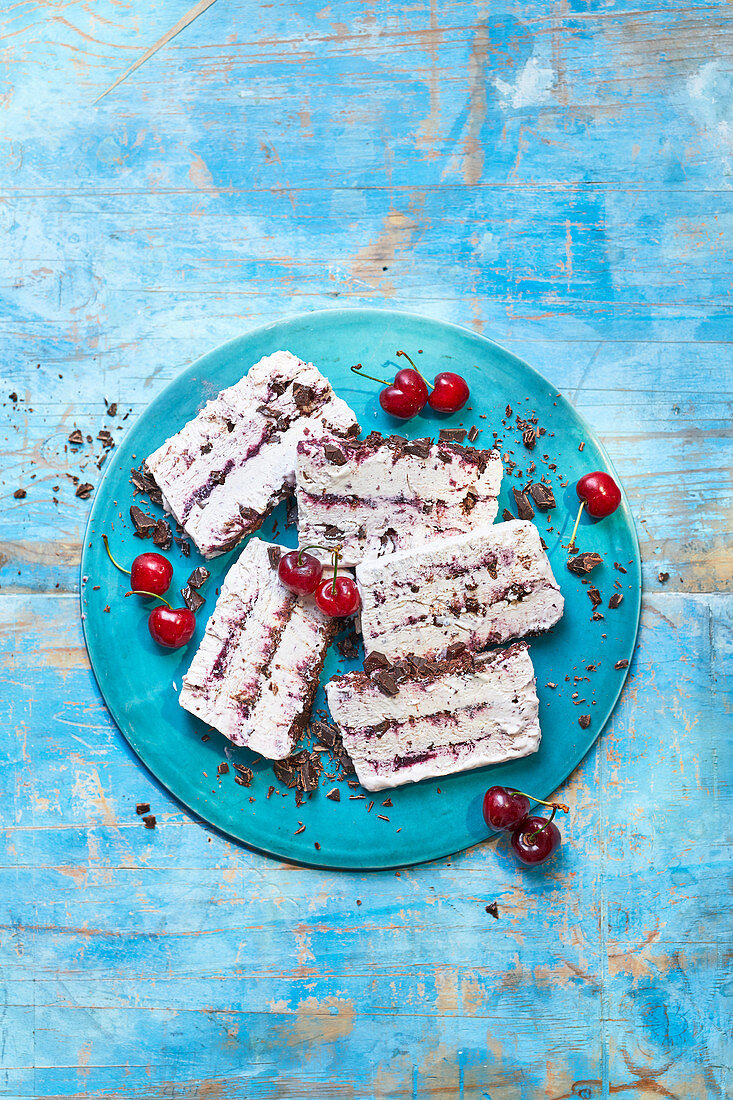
[
  {"left": 278, "top": 550, "right": 323, "bottom": 595},
  {"left": 483, "top": 786, "right": 530, "bottom": 832},
  {"left": 576, "top": 471, "right": 621, "bottom": 519},
  {"left": 510, "top": 815, "right": 561, "bottom": 866},
  {"left": 314, "top": 576, "right": 361, "bottom": 617},
  {"left": 428, "top": 372, "right": 469, "bottom": 414},
  {"left": 130, "top": 553, "right": 173, "bottom": 596},
  {"left": 148, "top": 606, "right": 196, "bottom": 649},
  {"left": 379, "top": 370, "right": 428, "bottom": 420}
]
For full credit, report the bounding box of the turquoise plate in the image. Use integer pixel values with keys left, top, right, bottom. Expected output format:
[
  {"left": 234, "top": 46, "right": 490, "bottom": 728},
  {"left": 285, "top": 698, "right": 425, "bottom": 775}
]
[{"left": 80, "top": 309, "right": 641, "bottom": 870}]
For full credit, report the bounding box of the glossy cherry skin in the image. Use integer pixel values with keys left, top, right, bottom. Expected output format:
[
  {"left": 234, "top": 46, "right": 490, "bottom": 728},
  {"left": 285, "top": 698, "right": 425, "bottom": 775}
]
[
  {"left": 428, "top": 372, "right": 470, "bottom": 414},
  {"left": 130, "top": 553, "right": 173, "bottom": 596},
  {"left": 510, "top": 815, "right": 562, "bottom": 866},
  {"left": 278, "top": 550, "right": 323, "bottom": 595},
  {"left": 148, "top": 606, "right": 196, "bottom": 648},
  {"left": 379, "top": 369, "right": 428, "bottom": 420},
  {"left": 483, "top": 786, "right": 531, "bottom": 832},
  {"left": 576, "top": 471, "right": 621, "bottom": 519},
  {"left": 314, "top": 576, "right": 361, "bottom": 617}
]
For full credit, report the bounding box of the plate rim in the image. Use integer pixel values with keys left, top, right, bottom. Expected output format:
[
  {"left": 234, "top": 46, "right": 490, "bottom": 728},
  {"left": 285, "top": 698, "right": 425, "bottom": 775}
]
[{"left": 80, "top": 305, "right": 642, "bottom": 871}]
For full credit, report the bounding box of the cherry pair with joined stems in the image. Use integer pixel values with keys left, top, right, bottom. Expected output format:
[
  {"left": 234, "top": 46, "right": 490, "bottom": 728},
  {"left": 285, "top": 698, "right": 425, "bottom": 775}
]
[
  {"left": 278, "top": 544, "right": 360, "bottom": 618},
  {"left": 483, "top": 784, "right": 569, "bottom": 866},
  {"left": 351, "top": 350, "right": 469, "bottom": 420},
  {"left": 102, "top": 535, "right": 194, "bottom": 649}
]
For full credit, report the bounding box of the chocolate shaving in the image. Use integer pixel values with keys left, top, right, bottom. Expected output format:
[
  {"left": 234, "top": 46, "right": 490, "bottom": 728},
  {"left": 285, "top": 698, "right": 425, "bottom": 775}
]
[
  {"left": 267, "top": 546, "right": 282, "bottom": 569},
  {"left": 578, "top": 715, "right": 591, "bottom": 729},
  {"left": 292, "top": 382, "right": 316, "bottom": 414},
  {"left": 188, "top": 566, "right": 210, "bottom": 589},
  {"left": 467, "top": 426, "right": 479, "bottom": 443},
  {"left": 152, "top": 518, "right": 172, "bottom": 550},
  {"left": 501, "top": 508, "right": 514, "bottom": 522},
  {"left": 614, "top": 562, "right": 628, "bottom": 574},
  {"left": 233, "top": 764, "right": 253, "bottom": 786},
  {"left": 522, "top": 427, "right": 536, "bottom": 450},
  {"left": 130, "top": 505, "right": 157, "bottom": 538},
  {"left": 181, "top": 585, "right": 205, "bottom": 612},
  {"left": 323, "top": 443, "right": 347, "bottom": 466},
  {"left": 439, "top": 428, "right": 467, "bottom": 443},
  {"left": 75, "top": 483, "right": 94, "bottom": 500},
  {"left": 372, "top": 669, "right": 399, "bottom": 697},
  {"left": 529, "top": 482, "right": 556, "bottom": 511},
  {"left": 403, "top": 437, "right": 432, "bottom": 459},
  {"left": 217, "top": 762, "right": 229, "bottom": 776},
  {"left": 273, "top": 749, "right": 323, "bottom": 793},
  {"left": 175, "top": 536, "right": 191, "bottom": 557},
  {"left": 68, "top": 428, "right": 83, "bottom": 445},
  {"left": 587, "top": 586, "right": 602, "bottom": 608},
  {"left": 97, "top": 428, "right": 115, "bottom": 449},
  {"left": 614, "top": 659, "right": 629, "bottom": 670},
  {"left": 512, "top": 487, "right": 534, "bottom": 520},
  {"left": 608, "top": 592, "right": 623, "bottom": 609},
  {"left": 567, "top": 552, "right": 603, "bottom": 576}
]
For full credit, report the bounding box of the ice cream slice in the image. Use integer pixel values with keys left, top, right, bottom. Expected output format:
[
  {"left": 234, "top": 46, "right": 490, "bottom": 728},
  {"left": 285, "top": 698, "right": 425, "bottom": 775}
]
[
  {"left": 325, "top": 642, "right": 541, "bottom": 791},
  {"left": 295, "top": 431, "right": 502, "bottom": 566},
  {"left": 357, "top": 519, "right": 564, "bottom": 661},
  {"left": 145, "top": 351, "right": 359, "bottom": 558},
  {"left": 179, "top": 538, "right": 336, "bottom": 759}
]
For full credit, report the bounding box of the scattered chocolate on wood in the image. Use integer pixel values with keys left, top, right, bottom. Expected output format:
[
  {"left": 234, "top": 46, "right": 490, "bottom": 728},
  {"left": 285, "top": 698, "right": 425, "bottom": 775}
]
[
  {"left": 135, "top": 803, "right": 150, "bottom": 815},
  {"left": 75, "top": 483, "right": 93, "bottom": 499},
  {"left": 142, "top": 815, "right": 156, "bottom": 829}
]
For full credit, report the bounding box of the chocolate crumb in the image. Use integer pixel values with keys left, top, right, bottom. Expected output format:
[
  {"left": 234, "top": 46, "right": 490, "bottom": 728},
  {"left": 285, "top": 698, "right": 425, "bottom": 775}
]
[
  {"left": 578, "top": 441, "right": 585, "bottom": 452},
  {"left": 142, "top": 815, "right": 156, "bottom": 829},
  {"left": 587, "top": 586, "right": 602, "bottom": 608},
  {"left": 382, "top": 798, "right": 393, "bottom": 807},
  {"left": 592, "top": 612, "right": 604, "bottom": 621},
  {"left": 13, "top": 488, "right": 26, "bottom": 499},
  {"left": 546, "top": 682, "right": 557, "bottom": 689},
  {"left": 608, "top": 592, "right": 623, "bottom": 609},
  {"left": 326, "top": 788, "right": 341, "bottom": 802},
  {"left": 135, "top": 803, "right": 150, "bottom": 815},
  {"left": 217, "top": 762, "right": 229, "bottom": 776},
  {"left": 578, "top": 715, "right": 591, "bottom": 729},
  {"left": 314, "top": 841, "right": 321, "bottom": 850},
  {"left": 614, "top": 659, "right": 629, "bottom": 670},
  {"left": 294, "top": 822, "right": 305, "bottom": 835},
  {"left": 68, "top": 428, "right": 84, "bottom": 445},
  {"left": 75, "top": 483, "right": 93, "bottom": 500},
  {"left": 614, "top": 562, "right": 628, "bottom": 574},
  {"left": 103, "top": 605, "right": 110, "bottom": 613},
  {"left": 486, "top": 902, "right": 499, "bottom": 919},
  {"left": 567, "top": 552, "right": 603, "bottom": 576},
  {"left": 658, "top": 571, "right": 669, "bottom": 583},
  {"left": 522, "top": 427, "right": 536, "bottom": 450},
  {"left": 106, "top": 402, "right": 118, "bottom": 417}
]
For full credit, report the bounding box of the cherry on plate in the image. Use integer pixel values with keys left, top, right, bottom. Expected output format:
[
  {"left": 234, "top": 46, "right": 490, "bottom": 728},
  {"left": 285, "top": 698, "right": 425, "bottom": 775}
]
[
  {"left": 130, "top": 552, "right": 173, "bottom": 596},
  {"left": 576, "top": 471, "right": 621, "bottom": 519},
  {"left": 315, "top": 576, "right": 361, "bottom": 617},
  {"left": 428, "top": 371, "right": 470, "bottom": 414},
  {"left": 483, "top": 786, "right": 530, "bottom": 832},
  {"left": 510, "top": 815, "right": 562, "bottom": 866},
  {"left": 379, "top": 369, "right": 428, "bottom": 420},
  {"left": 148, "top": 606, "right": 196, "bottom": 649}
]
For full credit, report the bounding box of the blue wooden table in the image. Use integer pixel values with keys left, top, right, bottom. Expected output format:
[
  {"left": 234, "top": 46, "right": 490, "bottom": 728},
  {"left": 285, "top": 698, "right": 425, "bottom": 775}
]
[{"left": 1, "top": 2, "right": 731, "bottom": 1096}]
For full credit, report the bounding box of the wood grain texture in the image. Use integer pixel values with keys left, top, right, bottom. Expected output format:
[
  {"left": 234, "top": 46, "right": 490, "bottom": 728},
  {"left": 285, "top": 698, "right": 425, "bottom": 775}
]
[{"left": 0, "top": 0, "right": 731, "bottom": 1096}]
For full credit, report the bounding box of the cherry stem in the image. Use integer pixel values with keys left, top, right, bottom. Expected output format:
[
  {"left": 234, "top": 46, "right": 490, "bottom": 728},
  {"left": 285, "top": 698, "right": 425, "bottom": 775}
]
[
  {"left": 101, "top": 534, "right": 130, "bottom": 576},
  {"left": 331, "top": 546, "right": 341, "bottom": 596},
  {"left": 526, "top": 805, "right": 557, "bottom": 844},
  {"left": 124, "top": 589, "right": 172, "bottom": 609},
  {"left": 350, "top": 363, "right": 390, "bottom": 387},
  {"left": 297, "top": 544, "right": 331, "bottom": 565},
  {"left": 568, "top": 500, "right": 585, "bottom": 551},
  {"left": 513, "top": 790, "right": 569, "bottom": 814},
  {"left": 396, "top": 349, "right": 433, "bottom": 390}
]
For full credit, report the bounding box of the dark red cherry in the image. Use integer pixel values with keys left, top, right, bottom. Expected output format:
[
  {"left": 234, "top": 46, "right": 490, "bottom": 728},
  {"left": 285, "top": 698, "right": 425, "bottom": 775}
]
[
  {"left": 379, "top": 369, "right": 428, "bottom": 420},
  {"left": 148, "top": 606, "right": 196, "bottom": 649},
  {"left": 314, "top": 576, "right": 361, "bottom": 617},
  {"left": 483, "top": 786, "right": 530, "bottom": 832},
  {"left": 510, "top": 815, "right": 562, "bottom": 866},
  {"left": 428, "top": 372, "right": 469, "bottom": 414},
  {"left": 576, "top": 471, "right": 621, "bottom": 519},
  {"left": 278, "top": 550, "right": 323, "bottom": 595},
  {"left": 130, "top": 553, "right": 173, "bottom": 596}
]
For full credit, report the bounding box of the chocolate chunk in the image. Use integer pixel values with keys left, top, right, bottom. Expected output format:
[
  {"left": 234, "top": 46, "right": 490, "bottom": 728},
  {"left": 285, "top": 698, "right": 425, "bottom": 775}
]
[
  {"left": 363, "top": 651, "right": 391, "bottom": 676},
  {"left": 130, "top": 505, "right": 157, "bottom": 538},
  {"left": 567, "top": 552, "right": 603, "bottom": 576},
  {"left": 512, "top": 487, "right": 534, "bottom": 520},
  {"left": 587, "top": 586, "right": 602, "bottom": 608},
  {"left": 274, "top": 750, "right": 322, "bottom": 792},
  {"left": 467, "top": 426, "right": 479, "bottom": 443},
  {"left": 135, "top": 803, "right": 150, "bottom": 815},
  {"left": 267, "top": 546, "right": 282, "bottom": 569},
  {"left": 501, "top": 508, "right": 514, "bottom": 522},
  {"left": 323, "top": 443, "right": 347, "bottom": 466},
  {"left": 181, "top": 585, "right": 205, "bottom": 612},
  {"left": 285, "top": 495, "right": 297, "bottom": 528},
  {"left": 614, "top": 659, "right": 629, "bottom": 670},
  {"left": 97, "top": 428, "right": 115, "bottom": 449},
  {"left": 324, "top": 524, "right": 343, "bottom": 540},
  {"left": 522, "top": 427, "right": 536, "bottom": 450},
  {"left": 106, "top": 402, "right": 118, "bottom": 417},
  {"left": 505, "top": 404, "right": 512, "bottom": 417},
  {"left": 233, "top": 763, "right": 253, "bottom": 786},
  {"left": 326, "top": 788, "right": 341, "bottom": 802},
  {"left": 592, "top": 611, "right": 604, "bottom": 621},
  {"left": 439, "top": 428, "right": 467, "bottom": 444},
  {"left": 486, "top": 902, "right": 499, "bottom": 919},
  {"left": 188, "top": 566, "right": 210, "bottom": 589},
  {"left": 465, "top": 596, "right": 479, "bottom": 613},
  {"left": 152, "top": 518, "right": 172, "bottom": 550},
  {"left": 446, "top": 642, "right": 467, "bottom": 661},
  {"left": 658, "top": 571, "right": 669, "bottom": 583},
  {"left": 13, "top": 488, "right": 26, "bottom": 499},
  {"left": 372, "top": 669, "right": 399, "bottom": 696},
  {"left": 175, "top": 536, "right": 191, "bottom": 557},
  {"left": 336, "top": 630, "right": 360, "bottom": 660},
  {"left": 578, "top": 715, "right": 591, "bottom": 729},
  {"left": 529, "top": 482, "right": 556, "bottom": 511},
  {"left": 608, "top": 592, "right": 623, "bottom": 609},
  {"left": 217, "top": 762, "right": 229, "bottom": 776},
  {"left": 462, "top": 489, "right": 478, "bottom": 514},
  {"left": 292, "top": 382, "right": 316, "bottom": 413},
  {"left": 403, "top": 437, "right": 432, "bottom": 459},
  {"left": 75, "top": 482, "right": 93, "bottom": 499},
  {"left": 311, "top": 721, "right": 339, "bottom": 749},
  {"left": 68, "top": 428, "right": 83, "bottom": 445},
  {"left": 142, "top": 815, "right": 156, "bottom": 829}
]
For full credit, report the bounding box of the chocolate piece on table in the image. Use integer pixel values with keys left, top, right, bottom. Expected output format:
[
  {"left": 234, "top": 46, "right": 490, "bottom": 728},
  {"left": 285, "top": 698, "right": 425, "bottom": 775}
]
[
  {"left": 142, "top": 815, "right": 156, "bottom": 828},
  {"left": 502, "top": 508, "right": 514, "bottom": 522},
  {"left": 614, "top": 659, "right": 629, "bottom": 670},
  {"left": 68, "top": 428, "right": 83, "bottom": 445},
  {"left": 75, "top": 483, "right": 93, "bottom": 499},
  {"left": 326, "top": 788, "right": 341, "bottom": 802},
  {"left": 567, "top": 552, "right": 603, "bottom": 576},
  {"left": 658, "top": 571, "right": 669, "bottom": 583},
  {"left": 467, "top": 426, "right": 479, "bottom": 443},
  {"left": 522, "top": 427, "right": 536, "bottom": 450},
  {"left": 135, "top": 803, "right": 150, "bottom": 815},
  {"left": 587, "top": 586, "right": 602, "bottom": 607}
]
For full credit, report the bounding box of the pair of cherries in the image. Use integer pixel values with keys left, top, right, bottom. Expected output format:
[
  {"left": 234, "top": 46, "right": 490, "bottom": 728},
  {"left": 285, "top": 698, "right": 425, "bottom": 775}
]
[
  {"left": 278, "top": 546, "right": 360, "bottom": 617},
  {"left": 353, "top": 350, "right": 469, "bottom": 420},
  {"left": 102, "top": 536, "right": 195, "bottom": 648},
  {"left": 483, "top": 785, "right": 569, "bottom": 865}
]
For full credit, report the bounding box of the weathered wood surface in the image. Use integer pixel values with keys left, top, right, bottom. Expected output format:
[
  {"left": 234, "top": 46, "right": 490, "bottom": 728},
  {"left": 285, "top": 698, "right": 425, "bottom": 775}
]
[{"left": 1, "top": 1, "right": 731, "bottom": 1097}]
